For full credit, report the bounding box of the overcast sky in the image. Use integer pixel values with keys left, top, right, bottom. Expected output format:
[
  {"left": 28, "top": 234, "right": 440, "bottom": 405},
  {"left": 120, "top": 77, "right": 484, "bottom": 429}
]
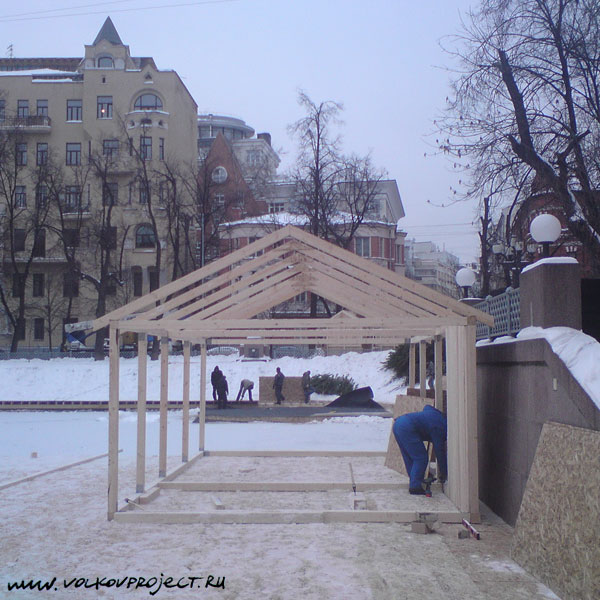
[{"left": 0, "top": 0, "right": 480, "bottom": 262}]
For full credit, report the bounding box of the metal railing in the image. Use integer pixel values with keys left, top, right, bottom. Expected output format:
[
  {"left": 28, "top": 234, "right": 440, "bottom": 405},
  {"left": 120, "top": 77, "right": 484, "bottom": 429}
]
[{"left": 474, "top": 287, "right": 521, "bottom": 340}]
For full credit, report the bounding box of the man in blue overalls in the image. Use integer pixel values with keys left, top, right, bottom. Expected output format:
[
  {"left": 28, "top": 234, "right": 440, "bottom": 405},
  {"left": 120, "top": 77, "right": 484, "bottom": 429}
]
[{"left": 392, "top": 405, "right": 448, "bottom": 495}]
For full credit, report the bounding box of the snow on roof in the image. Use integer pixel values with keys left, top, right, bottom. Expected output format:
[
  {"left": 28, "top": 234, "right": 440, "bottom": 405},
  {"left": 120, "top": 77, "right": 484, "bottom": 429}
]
[
  {"left": 0, "top": 68, "right": 79, "bottom": 77},
  {"left": 224, "top": 211, "right": 393, "bottom": 228},
  {"left": 521, "top": 257, "right": 578, "bottom": 274}
]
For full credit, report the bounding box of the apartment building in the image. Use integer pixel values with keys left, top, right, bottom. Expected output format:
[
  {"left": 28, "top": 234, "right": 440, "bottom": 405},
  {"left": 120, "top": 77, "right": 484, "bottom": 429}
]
[{"left": 0, "top": 18, "right": 198, "bottom": 349}]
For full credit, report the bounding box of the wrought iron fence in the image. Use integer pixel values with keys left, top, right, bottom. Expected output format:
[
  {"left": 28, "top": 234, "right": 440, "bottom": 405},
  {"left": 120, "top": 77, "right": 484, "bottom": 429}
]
[{"left": 474, "top": 287, "right": 521, "bottom": 340}]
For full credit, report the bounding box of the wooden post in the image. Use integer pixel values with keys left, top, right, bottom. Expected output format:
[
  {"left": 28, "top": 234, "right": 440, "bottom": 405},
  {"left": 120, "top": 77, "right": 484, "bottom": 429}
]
[
  {"left": 199, "top": 341, "right": 207, "bottom": 451},
  {"left": 159, "top": 336, "right": 169, "bottom": 478},
  {"left": 136, "top": 333, "right": 147, "bottom": 493},
  {"left": 107, "top": 324, "right": 120, "bottom": 520},
  {"left": 408, "top": 342, "right": 416, "bottom": 389},
  {"left": 434, "top": 335, "right": 444, "bottom": 411},
  {"left": 445, "top": 324, "right": 479, "bottom": 521},
  {"left": 182, "top": 340, "right": 190, "bottom": 462},
  {"left": 419, "top": 340, "right": 427, "bottom": 398}
]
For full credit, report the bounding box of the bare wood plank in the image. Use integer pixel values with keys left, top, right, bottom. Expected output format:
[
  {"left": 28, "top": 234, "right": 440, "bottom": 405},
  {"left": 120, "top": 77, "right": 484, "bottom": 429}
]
[
  {"left": 199, "top": 342, "right": 206, "bottom": 451},
  {"left": 159, "top": 336, "right": 169, "bottom": 478},
  {"left": 136, "top": 333, "right": 147, "bottom": 494},
  {"left": 107, "top": 325, "right": 120, "bottom": 521},
  {"left": 419, "top": 340, "right": 427, "bottom": 399},
  {"left": 182, "top": 340, "right": 190, "bottom": 463},
  {"left": 133, "top": 242, "right": 297, "bottom": 322},
  {"left": 434, "top": 335, "right": 444, "bottom": 410},
  {"left": 409, "top": 343, "right": 416, "bottom": 388},
  {"left": 91, "top": 226, "right": 292, "bottom": 331}
]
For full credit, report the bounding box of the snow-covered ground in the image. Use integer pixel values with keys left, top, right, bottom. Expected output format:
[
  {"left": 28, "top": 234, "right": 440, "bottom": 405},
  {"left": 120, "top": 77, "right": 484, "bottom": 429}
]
[
  {"left": 0, "top": 349, "right": 401, "bottom": 403},
  {"left": 0, "top": 346, "right": 570, "bottom": 599}
]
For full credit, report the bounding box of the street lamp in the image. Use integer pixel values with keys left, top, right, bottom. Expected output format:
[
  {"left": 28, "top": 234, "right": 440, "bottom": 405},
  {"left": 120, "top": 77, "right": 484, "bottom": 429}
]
[
  {"left": 530, "top": 213, "right": 562, "bottom": 258},
  {"left": 455, "top": 267, "right": 476, "bottom": 298}
]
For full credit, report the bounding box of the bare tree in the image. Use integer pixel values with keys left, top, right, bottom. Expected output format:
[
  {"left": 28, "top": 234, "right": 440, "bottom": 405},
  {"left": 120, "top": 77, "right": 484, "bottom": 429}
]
[
  {"left": 0, "top": 125, "right": 54, "bottom": 351},
  {"left": 437, "top": 0, "right": 600, "bottom": 272},
  {"left": 288, "top": 91, "right": 387, "bottom": 314}
]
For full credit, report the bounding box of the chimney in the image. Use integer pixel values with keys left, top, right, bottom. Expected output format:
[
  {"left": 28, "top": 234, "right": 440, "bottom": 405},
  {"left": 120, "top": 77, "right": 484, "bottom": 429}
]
[{"left": 257, "top": 132, "right": 272, "bottom": 146}]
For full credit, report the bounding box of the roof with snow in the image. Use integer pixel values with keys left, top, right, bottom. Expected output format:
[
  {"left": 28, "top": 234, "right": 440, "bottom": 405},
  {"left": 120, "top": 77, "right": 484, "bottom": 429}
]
[{"left": 88, "top": 225, "right": 493, "bottom": 346}]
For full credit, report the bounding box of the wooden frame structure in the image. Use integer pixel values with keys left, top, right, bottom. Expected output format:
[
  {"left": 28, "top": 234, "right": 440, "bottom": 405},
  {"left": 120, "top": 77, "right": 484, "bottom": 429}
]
[{"left": 83, "top": 225, "right": 493, "bottom": 521}]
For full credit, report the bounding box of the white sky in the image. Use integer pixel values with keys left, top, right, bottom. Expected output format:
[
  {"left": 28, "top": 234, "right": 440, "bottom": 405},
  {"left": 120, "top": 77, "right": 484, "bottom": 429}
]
[{"left": 0, "top": 0, "right": 480, "bottom": 261}]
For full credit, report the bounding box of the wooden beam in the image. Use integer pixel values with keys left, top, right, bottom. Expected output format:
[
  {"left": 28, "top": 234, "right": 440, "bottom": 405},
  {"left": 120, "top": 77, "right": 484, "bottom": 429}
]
[
  {"left": 408, "top": 343, "right": 416, "bottom": 389},
  {"left": 419, "top": 340, "right": 427, "bottom": 398},
  {"left": 182, "top": 340, "right": 190, "bottom": 463},
  {"left": 132, "top": 242, "right": 297, "bottom": 322},
  {"left": 136, "top": 333, "right": 147, "bottom": 493},
  {"left": 159, "top": 336, "right": 169, "bottom": 478},
  {"left": 199, "top": 341, "right": 206, "bottom": 451},
  {"left": 91, "top": 226, "right": 293, "bottom": 331},
  {"left": 107, "top": 324, "right": 119, "bottom": 521},
  {"left": 434, "top": 335, "right": 444, "bottom": 410}
]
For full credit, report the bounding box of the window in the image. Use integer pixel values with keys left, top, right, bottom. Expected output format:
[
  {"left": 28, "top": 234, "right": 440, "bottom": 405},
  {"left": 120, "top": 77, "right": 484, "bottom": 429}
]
[
  {"left": 36, "top": 99, "right": 48, "bottom": 117},
  {"left": 134, "top": 93, "right": 163, "bottom": 111},
  {"left": 66, "top": 143, "right": 81, "bottom": 165},
  {"left": 37, "top": 142, "right": 48, "bottom": 166},
  {"left": 269, "top": 202, "right": 284, "bottom": 213},
  {"left": 32, "top": 229, "right": 46, "bottom": 257},
  {"left": 33, "top": 273, "right": 45, "bottom": 297},
  {"left": 15, "top": 186, "right": 27, "bottom": 208},
  {"left": 148, "top": 267, "right": 159, "bottom": 292},
  {"left": 102, "top": 139, "right": 119, "bottom": 157},
  {"left": 16, "top": 143, "right": 27, "bottom": 166},
  {"left": 132, "top": 267, "right": 143, "bottom": 297},
  {"left": 97, "top": 96, "right": 113, "bottom": 119},
  {"left": 212, "top": 166, "right": 227, "bottom": 184},
  {"left": 34, "top": 318, "right": 44, "bottom": 340},
  {"left": 102, "top": 182, "right": 118, "bottom": 206},
  {"left": 214, "top": 193, "right": 225, "bottom": 206},
  {"left": 355, "top": 237, "right": 370, "bottom": 257},
  {"left": 64, "top": 228, "right": 80, "bottom": 248},
  {"left": 63, "top": 271, "right": 79, "bottom": 298},
  {"left": 97, "top": 56, "right": 113, "bottom": 68},
  {"left": 12, "top": 273, "right": 25, "bottom": 297},
  {"left": 17, "top": 100, "right": 29, "bottom": 118},
  {"left": 159, "top": 137, "right": 165, "bottom": 161},
  {"left": 139, "top": 184, "right": 149, "bottom": 204},
  {"left": 101, "top": 226, "right": 117, "bottom": 250},
  {"left": 140, "top": 136, "right": 152, "bottom": 160},
  {"left": 0, "top": 99, "right": 5, "bottom": 121},
  {"left": 66, "top": 99, "right": 82, "bottom": 121},
  {"left": 64, "top": 186, "right": 81, "bottom": 211},
  {"left": 36, "top": 185, "right": 48, "bottom": 208},
  {"left": 135, "top": 224, "right": 156, "bottom": 248},
  {"left": 13, "top": 229, "right": 26, "bottom": 251}
]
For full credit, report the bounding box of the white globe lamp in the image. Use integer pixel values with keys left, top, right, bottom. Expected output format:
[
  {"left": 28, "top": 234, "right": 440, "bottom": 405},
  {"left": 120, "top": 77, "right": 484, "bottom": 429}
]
[
  {"left": 455, "top": 267, "right": 476, "bottom": 298},
  {"left": 530, "top": 214, "right": 561, "bottom": 257}
]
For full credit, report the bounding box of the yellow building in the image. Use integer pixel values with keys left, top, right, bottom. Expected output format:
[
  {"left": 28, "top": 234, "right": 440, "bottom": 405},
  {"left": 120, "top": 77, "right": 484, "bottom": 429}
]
[{"left": 0, "top": 18, "right": 198, "bottom": 350}]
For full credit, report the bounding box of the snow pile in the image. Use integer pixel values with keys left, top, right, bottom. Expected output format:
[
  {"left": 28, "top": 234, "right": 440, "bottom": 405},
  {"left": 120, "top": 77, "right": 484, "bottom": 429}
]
[{"left": 516, "top": 327, "right": 600, "bottom": 409}]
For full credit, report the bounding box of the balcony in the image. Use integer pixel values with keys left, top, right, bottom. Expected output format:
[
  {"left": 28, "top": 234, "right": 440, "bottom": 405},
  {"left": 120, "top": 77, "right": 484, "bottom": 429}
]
[{"left": 0, "top": 115, "right": 52, "bottom": 133}]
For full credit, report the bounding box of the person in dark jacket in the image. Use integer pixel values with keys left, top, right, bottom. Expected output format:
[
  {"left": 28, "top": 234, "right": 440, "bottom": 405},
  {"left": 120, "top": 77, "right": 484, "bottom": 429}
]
[
  {"left": 392, "top": 405, "right": 447, "bottom": 495},
  {"left": 216, "top": 375, "right": 229, "bottom": 409},
  {"left": 273, "top": 367, "right": 285, "bottom": 404},
  {"left": 211, "top": 366, "right": 222, "bottom": 401},
  {"left": 302, "top": 370, "right": 314, "bottom": 404}
]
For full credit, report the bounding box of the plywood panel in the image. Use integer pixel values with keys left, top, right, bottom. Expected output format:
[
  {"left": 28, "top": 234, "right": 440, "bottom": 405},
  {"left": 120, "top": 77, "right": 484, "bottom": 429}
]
[{"left": 511, "top": 422, "right": 600, "bottom": 600}]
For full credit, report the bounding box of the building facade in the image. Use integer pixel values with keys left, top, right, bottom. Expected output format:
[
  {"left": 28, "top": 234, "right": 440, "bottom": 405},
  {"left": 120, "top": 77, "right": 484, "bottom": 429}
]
[
  {"left": 0, "top": 18, "right": 198, "bottom": 350},
  {"left": 404, "top": 240, "right": 461, "bottom": 298}
]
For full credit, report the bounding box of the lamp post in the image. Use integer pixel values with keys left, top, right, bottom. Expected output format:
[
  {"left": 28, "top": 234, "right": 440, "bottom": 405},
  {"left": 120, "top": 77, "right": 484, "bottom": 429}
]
[
  {"left": 529, "top": 213, "right": 562, "bottom": 258},
  {"left": 455, "top": 267, "right": 476, "bottom": 299}
]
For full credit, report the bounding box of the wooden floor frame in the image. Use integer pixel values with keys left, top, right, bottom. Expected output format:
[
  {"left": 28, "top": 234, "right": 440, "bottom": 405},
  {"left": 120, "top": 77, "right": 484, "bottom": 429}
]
[
  {"left": 77, "top": 226, "right": 493, "bottom": 523},
  {"left": 115, "top": 450, "right": 466, "bottom": 525}
]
